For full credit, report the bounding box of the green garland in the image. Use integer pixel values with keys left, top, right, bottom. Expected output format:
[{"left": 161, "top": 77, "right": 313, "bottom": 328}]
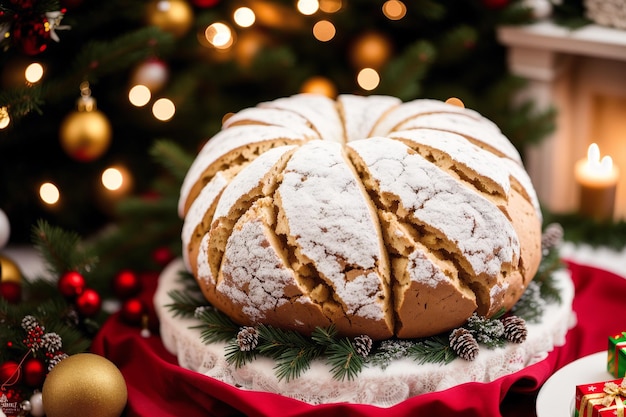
[{"left": 166, "top": 237, "right": 565, "bottom": 381}]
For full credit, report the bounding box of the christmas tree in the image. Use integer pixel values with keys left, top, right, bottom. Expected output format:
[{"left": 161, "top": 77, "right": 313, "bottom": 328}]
[{"left": 0, "top": 0, "right": 554, "bottom": 247}]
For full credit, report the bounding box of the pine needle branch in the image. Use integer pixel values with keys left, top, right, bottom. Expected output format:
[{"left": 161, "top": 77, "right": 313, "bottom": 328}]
[
  {"left": 409, "top": 335, "right": 456, "bottom": 365},
  {"left": 150, "top": 139, "right": 195, "bottom": 184},
  {"left": 325, "top": 338, "right": 363, "bottom": 381},
  {"left": 31, "top": 219, "right": 98, "bottom": 276},
  {"left": 192, "top": 308, "right": 240, "bottom": 343},
  {"left": 165, "top": 290, "right": 206, "bottom": 318}
]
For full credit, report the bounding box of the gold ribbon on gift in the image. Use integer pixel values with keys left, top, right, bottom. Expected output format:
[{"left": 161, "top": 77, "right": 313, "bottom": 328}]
[{"left": 579, "top": 379, "right": 626, "bottom": 417}]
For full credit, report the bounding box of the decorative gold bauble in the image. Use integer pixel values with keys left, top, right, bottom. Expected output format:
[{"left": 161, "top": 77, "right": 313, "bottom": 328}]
[
  {"left": 349, "top": 31, "right": 393, "bottom": 70},
  {"left": 146, "top": 0, "right": 194, "bottom": 38},
  {"left": 42, "top": 353, "right": 127, "bottom": 417},
  {"left": 300, "top": 76, "right": 337, "bottom": 98},
  {"left": 59, "top": 99, "right": 112, "bottom": 162},
  {"left": 0, "top": 254, "right": 22, "bottom": 284}
]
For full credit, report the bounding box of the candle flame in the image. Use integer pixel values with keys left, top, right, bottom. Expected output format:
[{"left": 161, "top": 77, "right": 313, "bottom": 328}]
[{"left": 586, "top": 143, "right": 613, "bottom": 176}]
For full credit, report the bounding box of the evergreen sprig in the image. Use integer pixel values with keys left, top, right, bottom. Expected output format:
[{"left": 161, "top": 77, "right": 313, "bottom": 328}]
[
  {"left": 408, "top": 335, "right": 456, "bottom": 365},
  {"left": 31, "top": 219, "right": 98, "bottom": 277},
  {"left": 192, "top": 307, "right": 240, "bottom": 343}
]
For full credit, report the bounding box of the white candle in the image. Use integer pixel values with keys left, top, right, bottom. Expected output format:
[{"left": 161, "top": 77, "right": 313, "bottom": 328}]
[{"left": 574, "top": 143, "right": 619, "bottom": 221}]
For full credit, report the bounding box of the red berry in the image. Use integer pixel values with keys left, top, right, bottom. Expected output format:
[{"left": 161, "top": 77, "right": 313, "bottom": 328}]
[
  {"left": 58, "top": 271, "right": 86, "bottom": 298},
  {"left": 75, "top": 288, "right": 101, "bottom": 317}
]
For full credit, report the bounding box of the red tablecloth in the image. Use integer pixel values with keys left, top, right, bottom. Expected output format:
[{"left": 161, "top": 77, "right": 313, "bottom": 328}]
[{"left": 91, "top": 260, "right": 626, "bottom": 417}]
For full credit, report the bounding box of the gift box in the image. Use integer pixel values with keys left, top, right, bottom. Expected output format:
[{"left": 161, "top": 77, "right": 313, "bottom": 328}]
[
  {"left": 575, "top": 378, "right": 626, "bottom": 417},
  {"left": 609, "top": 332, "right": 626, "bottom": 378}
]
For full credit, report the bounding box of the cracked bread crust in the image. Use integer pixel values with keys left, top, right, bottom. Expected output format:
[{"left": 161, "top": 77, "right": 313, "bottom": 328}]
[{"left": 180, "top": 94, "right": 542, "bottom": 340}]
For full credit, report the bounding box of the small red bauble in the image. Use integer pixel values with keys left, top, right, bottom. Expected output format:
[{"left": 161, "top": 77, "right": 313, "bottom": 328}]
[
  {"left": 0, "top": 360, "right": 21, "bottom": 385},
  {"left": 121, "top": 298, "right": 145, "bottom": 325},
  {"left": 190, "top": 0, "right": 219, "bottom": 7},
  {"left": 23, "top": 357, "right": 46, "bottom": 387},
  {"left": 481, "top": 0, "right": 509, "bottom": 9},
  {"left": 58, "top": 271, "right": 86, "bottom": 298},
  {"left": 152, "top": 246, "right": 174, "bottom": 267},
  {"left": 0, "top": 281, "right": 21, "bottom": 303},
  {"left": 112, "top": 269, "right": 142, "bottom": 299},
  {"left": 75, "top": 288, "right": 101, "bottom": 317}
]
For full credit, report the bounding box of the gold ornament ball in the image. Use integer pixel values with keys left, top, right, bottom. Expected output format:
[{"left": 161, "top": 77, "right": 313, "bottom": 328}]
[
  {"left": 0, "top": 254, "right": 22, "bottom": 284},
  {"left": 146, "top": 0, "right": 194, "bottom": 38},
  {"left": 300, "top": 76, "right": 337, "bottom": 98},
  {"left": 42, "top": 353, "right": 127, "bottom": 417},
  {"left": 349, "top": 31, "right": 393, "bottom": 70},
  {"left": 60, "top": 108, "right": 112, "bottom": 162}
]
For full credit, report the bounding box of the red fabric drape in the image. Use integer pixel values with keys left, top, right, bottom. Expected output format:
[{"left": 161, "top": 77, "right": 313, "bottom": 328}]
[{"left": 91, "top": 261, "right": 626, "bottom": 417}]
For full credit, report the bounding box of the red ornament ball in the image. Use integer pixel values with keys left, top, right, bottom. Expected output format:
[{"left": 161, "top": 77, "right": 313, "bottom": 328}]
[
  {"left": 191, "top": 0, "right": 219, "bottom": 7},
  {"left": 121, "top": 298, "right": 145, "bottom": 325},
  {"left": 58, "top": 271, "right": 86, "bottom": 298},
  {"left": 23, "top": 357, "right": 46, "bottom": 387},
  {"left": 481, "top": 0, "right": 509, "bottom": 9},
  {"left": 152, "top": 246, "right": 174, "bottom": 267},
  {"left": 0, "top": 360, "right": 21, "bottom": 385},
  {"left": 0, "top": 281, "right": 21, "bottom": 303},
  {"left": 75, "top": 288, "right": 101, "bottom": 317},
  {"left": 112, "top": 269, "right": 142, "bottom": 299}
]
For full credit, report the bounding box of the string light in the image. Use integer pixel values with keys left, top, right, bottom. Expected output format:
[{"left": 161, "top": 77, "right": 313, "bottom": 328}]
[
  {"left": 204, "top": 22, "right": 234, "bottom": 49},
  {"left": 24, "top": 63, "right": 44, "bottom": 83},
  {"left": 319, "top": 0, "right": 342, "bottom": 13},
  {"left": 234, "top": 7, "right": 255, "bottom": 27},
  {"left": 313, "top": 20, "right": 335, "bottom": 42},
  {"left": 357, "top": 68, "right": 380, "bottom": 91},
  {"left": 0, "top": 107, "right": 10, "bottom": 129},
  {"left": 128, "top": 85, "right": 151, "bottom": 107},
  {"left": 152, "top": 98, "right": 175, "bottom": 121},
  {"left": 382, "top": 1, "right": 407, "bottom": 20},
  {"left": 102, "top": 167, "right": 124, "bottom": 191},
  {"left": 297, "top": 0, "right": 319, "bottom": 15},
  {"left": 39, "top": 182, "right": 60, "bottom": 206}
]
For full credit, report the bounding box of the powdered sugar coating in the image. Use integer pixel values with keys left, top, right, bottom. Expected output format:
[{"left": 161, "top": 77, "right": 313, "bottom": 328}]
[
  {"left": 223, "top": 107, "right": 319, "bottom": 139},
  {"left": 370, "top": 99, "right": 484, "bottom": 138},
  {"left": 181, "top": 172, "right": 228, "bottom": 270},
  {"left": 276, "top": 140, "right": 386, "bottom": 319},
  {"left": 212, "top": 146, "right": 296, "bottom": 222},
  {"left": 389, "top": 129, "right": 512, "bottom": 197},
  {"left": 260, "top": 94, "right": 344, "bottom": 143},
  {"left": 338, "top": 95, "right": 401, "bottom": 142},
  {"left": 219, "top": 214, "right": 301, "bottom": 321},
  {"left": 197, "top": 233, "right": 214, "bottom": 288},
  {"left": 348, "top": 137, "right": 520, "bottom": 278},
  {"left": 396, "top": 113, "right": 522, "bottom": 164},
  {"left": 179, "top": 125, "right": 305, "bottom": 216}
]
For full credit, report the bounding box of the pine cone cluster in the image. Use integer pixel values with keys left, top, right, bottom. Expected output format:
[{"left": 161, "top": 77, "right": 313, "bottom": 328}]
[
  {"left": 541, "top": 223, "right": 563, "bottom": 252},
  {"left": 354, "top": 335, "right": 373, "bottom": 357},
  {"left": 236, "top": 326, "right": 259, "bottom": 351},
  {"left": 501, "top": 315, "right": 528, "bottom": 344},
  {"left": 449, "top": 328, "right": 479, "bottom": 361}
]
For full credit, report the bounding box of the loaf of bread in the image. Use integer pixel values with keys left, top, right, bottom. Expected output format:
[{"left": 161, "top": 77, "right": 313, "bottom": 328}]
[{"left": 179, "top": 94, "right": 542, "bottom": 340}]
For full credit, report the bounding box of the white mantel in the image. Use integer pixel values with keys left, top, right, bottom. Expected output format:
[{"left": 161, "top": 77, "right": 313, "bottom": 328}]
[{"left": 498, "top": 21, "right": 626, "bottom": 218}]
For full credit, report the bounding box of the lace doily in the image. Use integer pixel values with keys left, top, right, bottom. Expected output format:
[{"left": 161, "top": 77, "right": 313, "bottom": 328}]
[{"left": 155, "top": 259, "right": 576, "bottom": 407}]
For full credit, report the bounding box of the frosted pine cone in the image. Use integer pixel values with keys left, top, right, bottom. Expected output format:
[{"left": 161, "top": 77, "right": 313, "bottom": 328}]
[
  {"left": 21, "top": 315, "right": 42, "bottom": 332},
  {"left": 502, "top": 316, "right": 528, "bottom": 343},
  {"left": 449, "top": 328, "right": 479, "bottom": 361},
  {"left": 354, "top": 335, "right": 373, "bottom": 357},
  {"left": 236, "top": 326, "right": 259, "bottom": 351},
  {"left": 541, "top": 223, "right": 563, "bottom": 252},
  {"left": 42, "top": 332, "right": 63, "bottom": 353}
]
